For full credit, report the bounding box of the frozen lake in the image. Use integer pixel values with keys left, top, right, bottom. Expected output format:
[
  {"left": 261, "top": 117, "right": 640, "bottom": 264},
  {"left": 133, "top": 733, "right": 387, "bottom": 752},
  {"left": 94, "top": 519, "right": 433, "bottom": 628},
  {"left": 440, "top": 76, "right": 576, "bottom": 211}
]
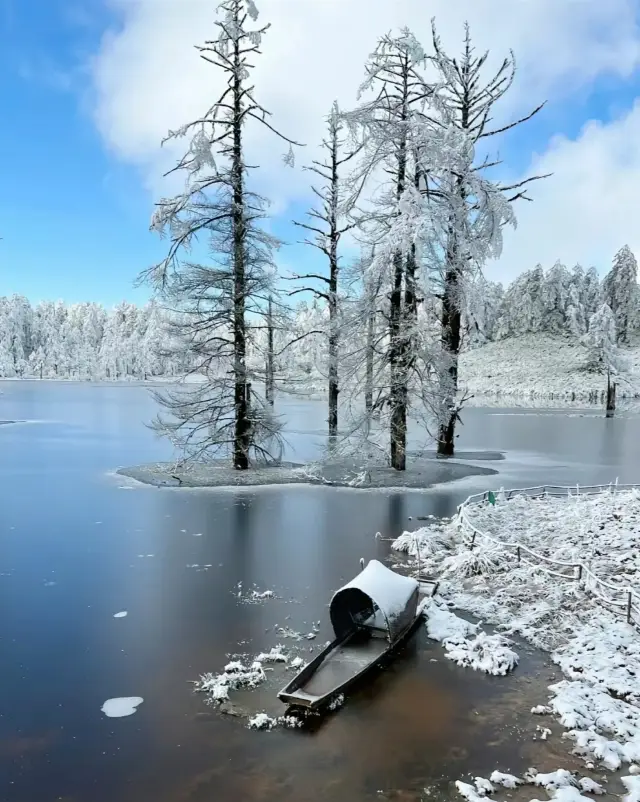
[{"left": 1, "top": 381, "right": 640, "bottom": 801}]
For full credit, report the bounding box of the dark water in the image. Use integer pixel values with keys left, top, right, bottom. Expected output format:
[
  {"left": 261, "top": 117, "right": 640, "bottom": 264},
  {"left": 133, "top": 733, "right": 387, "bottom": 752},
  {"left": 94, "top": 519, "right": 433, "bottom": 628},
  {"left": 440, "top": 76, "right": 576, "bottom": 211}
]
[{"left": 1, "top": 383, "right": 640, "bottom": 802}]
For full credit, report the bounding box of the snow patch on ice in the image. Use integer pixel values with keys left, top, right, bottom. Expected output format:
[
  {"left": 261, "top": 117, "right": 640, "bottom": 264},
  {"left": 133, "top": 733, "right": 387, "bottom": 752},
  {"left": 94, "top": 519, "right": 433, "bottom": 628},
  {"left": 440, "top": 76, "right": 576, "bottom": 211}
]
[
  {"left": 423, "top": 600, "right": 518, "bottom": 675},
  {"left": 622, "top": 775, "right": 640, "bottom": 802},
  {"left": 455, "top": 781, "right": 487, "bottom": 802},
  {"left": 444, "top": 631, "right": 519, "bottom": 676},
  {"left": 423, "top": 599, "right": 479, "bottom": 644},
  {"left": 489, "top": 771, "right": 521, "bottom": 788}
]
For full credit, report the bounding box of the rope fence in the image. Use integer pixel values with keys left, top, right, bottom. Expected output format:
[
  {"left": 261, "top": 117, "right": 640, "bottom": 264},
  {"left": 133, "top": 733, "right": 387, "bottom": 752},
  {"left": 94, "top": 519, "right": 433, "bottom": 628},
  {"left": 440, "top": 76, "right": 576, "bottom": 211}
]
[{"left": 454, "top": 482, "right": 640, "bottom": 629}]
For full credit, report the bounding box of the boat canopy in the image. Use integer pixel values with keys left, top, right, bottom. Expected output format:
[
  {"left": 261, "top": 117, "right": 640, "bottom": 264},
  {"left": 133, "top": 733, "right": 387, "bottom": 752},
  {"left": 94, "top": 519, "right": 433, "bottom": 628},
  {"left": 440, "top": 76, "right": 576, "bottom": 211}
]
[{"left": 329, "top": 560, "right": 420, "bottom": 643}]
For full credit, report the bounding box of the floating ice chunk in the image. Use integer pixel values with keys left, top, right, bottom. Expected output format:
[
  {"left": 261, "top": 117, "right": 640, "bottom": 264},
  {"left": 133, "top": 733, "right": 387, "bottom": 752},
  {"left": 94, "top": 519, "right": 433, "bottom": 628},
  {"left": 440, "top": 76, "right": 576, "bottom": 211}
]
[
  {"left": 531, "top": 769, "right": 576, "bottom": 790},
  {"left": 101, "top": 697, "right": 143, "bottom": 718}
]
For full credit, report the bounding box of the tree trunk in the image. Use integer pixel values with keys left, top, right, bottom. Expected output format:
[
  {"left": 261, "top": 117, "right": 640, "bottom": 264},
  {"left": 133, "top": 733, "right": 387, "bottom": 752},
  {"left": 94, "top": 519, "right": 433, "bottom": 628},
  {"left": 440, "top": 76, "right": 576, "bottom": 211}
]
[
  {"left": 265, "top": 296, "right": 275, "bottom": 406},
  {"left": 327, "top": 124, "right": 340, "bottom": 442},
  {"left": 437, "top": 260, "right": 461, "bottom": 457},
  {"left": 389, "top": 249, "right": 407, "bottom": 471},
  {"left": 246, "top": 382, "right": 252, "bottom": 440},
  {"left": 606, "top": 371, "right": 616, "bottom": 418},
  {"left": 365, "top": 305, "right": 374, "bottom": 416},
  {"left": 389, "top": 61, "right": 409, "bottom": 472},
  {"left": 232, "top": 31, "right": 250, "bottom": 470}
]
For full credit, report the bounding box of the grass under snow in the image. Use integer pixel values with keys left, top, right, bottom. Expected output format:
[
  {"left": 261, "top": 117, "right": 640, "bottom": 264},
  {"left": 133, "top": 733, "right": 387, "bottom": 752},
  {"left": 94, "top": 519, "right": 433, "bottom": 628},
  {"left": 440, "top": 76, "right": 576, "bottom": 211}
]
[
  {"left": 460, "top": 334, "right": 640, "bottom": 401},
  {"left": 393, "top": 488, "right": 640, "bottom": 797}
]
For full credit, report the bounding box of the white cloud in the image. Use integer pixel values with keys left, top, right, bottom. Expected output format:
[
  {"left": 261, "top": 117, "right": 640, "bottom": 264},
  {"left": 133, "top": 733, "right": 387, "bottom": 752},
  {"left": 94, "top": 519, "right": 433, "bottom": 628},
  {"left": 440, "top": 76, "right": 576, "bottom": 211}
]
[
  {"left": 90, "top": 0, "right": 640, "bottom": 281},
  {"left": 491, "top": 100, "right": 640, "bottom": 282}
]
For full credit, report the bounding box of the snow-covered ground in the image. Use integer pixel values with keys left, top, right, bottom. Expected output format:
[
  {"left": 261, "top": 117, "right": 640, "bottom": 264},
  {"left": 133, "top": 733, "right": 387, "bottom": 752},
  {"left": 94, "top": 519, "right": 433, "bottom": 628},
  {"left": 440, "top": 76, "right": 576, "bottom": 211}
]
[
  {"left": 460, "top": 334, "right": 640, "bottom": 401},
  {"left": 393, "top": 487, "right": 640, "bottom": 794}
]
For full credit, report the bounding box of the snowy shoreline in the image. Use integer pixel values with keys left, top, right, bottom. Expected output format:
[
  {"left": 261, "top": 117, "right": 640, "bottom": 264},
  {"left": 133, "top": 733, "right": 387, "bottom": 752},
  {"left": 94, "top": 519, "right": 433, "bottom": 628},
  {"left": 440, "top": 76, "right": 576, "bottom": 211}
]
[
  {"left": 392, "top": 486, "right": 640, "bottom": 795},
  {"left": 117, "top": 455, "right": 497, "bottom": 490}
]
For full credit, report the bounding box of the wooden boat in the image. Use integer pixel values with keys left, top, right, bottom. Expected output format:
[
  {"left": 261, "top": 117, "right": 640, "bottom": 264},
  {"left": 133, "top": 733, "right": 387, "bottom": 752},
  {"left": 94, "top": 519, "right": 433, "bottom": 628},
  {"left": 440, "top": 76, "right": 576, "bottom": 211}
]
[{"left": 278, "top": 560, "right": 424, "bottom": 711}]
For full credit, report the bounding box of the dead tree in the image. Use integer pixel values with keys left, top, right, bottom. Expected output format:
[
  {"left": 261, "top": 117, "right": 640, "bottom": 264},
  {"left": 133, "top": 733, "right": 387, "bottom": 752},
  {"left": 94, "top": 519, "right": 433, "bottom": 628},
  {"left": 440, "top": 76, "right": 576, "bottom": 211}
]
[
  {"left": 288, "top": 103, "right": 361, "bottom": 440},
  {"left": 265, "top": 295, "right": 275, "bottom": 406},
  {"left": 342, "top": 30, "right": 433, "bottom": 470},
  {"left": 425, "top": 22, "right": 548, "bottom": 456},
  {"left": 140, "top": 0, "right": 301, "bottom": 469}
]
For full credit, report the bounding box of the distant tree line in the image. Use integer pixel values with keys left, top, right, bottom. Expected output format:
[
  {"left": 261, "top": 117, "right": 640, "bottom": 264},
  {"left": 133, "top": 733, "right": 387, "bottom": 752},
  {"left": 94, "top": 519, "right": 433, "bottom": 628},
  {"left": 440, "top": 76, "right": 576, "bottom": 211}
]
[
  {"left": 463, "top": 245, "right": 638, "bottom": 346},
  {"left": 1, "top": 245, "right": 635, "bottom": 392},
  {"left": 0, "top": 299, "right": 190, "bottom": 380}
]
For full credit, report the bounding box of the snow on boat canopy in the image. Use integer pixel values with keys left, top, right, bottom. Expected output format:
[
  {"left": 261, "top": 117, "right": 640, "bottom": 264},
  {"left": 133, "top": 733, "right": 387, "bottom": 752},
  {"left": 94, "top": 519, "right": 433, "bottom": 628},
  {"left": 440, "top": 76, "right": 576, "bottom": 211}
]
[
  {"left": 330, "top": 559, "right": 420, "bottom": 643},
  {"left": 278, "top": 560, "right": 423, "bottom": 711}
]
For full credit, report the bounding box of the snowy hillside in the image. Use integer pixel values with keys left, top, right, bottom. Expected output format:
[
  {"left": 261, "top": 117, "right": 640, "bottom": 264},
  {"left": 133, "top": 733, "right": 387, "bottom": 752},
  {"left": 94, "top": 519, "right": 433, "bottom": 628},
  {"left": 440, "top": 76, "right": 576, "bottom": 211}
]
[{"left": 461, "top": 334, "right": 640, "bottom": 401}]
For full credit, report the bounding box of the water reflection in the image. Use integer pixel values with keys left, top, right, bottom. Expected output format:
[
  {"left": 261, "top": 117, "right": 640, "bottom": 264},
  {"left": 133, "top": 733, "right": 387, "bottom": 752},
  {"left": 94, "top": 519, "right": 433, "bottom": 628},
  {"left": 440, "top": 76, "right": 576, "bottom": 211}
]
[{"left": 2, "top": 383, "right": 640, "bottom": 801}]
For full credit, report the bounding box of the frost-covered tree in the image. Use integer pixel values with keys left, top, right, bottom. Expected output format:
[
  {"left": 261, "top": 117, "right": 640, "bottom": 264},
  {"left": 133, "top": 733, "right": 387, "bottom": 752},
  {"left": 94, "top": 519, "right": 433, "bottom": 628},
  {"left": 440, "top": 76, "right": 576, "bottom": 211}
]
[
  {"left": 494, "top": 266, "right": 546, "bottom": 338},
  {"left": 341, "top": 29, "right": 434, "bottom": 470},
  {"left": 581, "top": 266, "right": 601, "bottom": 320},
  {"left": 289, "top": 103, "right": 360, "bottom": 439},
  {"left": 140, "top": 0, "right": 300, "bottom": 468},
  {"left": 582, "top": 304, "right": 617, "bottom": 371},
  {"left": 582, "top": 303, "right": 628, "bottom": 416},
  {"left": 0, "top": 296, "right": 188, "bottom": 380},
  {"left": 463, "top": 275, "right": 504, "bottom": 345},
  {"left": 423, "top": 22, "right": 547, "bottom": 455},
  {"left": 541, "top": 261, "right": 572, "bottom": 332},
  {"left": 602, "top": 245, "right": 638, "bottom": 344},
  {"left": 566, "top": 264, "right": 587, "bottom": 337}
]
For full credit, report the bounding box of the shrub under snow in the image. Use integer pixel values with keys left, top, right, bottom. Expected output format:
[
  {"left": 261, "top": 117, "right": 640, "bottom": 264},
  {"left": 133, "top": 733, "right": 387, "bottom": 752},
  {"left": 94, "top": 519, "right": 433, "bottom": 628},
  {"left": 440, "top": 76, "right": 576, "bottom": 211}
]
[{"left": 394, "top": 487, "right": 640, "bottom": 773}]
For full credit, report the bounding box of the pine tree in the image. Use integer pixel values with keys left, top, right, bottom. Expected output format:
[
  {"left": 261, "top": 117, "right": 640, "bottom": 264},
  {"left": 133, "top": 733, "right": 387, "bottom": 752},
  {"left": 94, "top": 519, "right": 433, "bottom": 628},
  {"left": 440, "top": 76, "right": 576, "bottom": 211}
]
[{"left": 602, "top": 245, "right": 638, "bottom": 344}]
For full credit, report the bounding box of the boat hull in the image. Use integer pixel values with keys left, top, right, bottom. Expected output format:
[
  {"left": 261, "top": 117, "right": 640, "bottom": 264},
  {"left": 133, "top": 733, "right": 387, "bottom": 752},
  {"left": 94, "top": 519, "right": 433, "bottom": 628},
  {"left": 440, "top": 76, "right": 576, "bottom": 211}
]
[{"left": 278, "top": 612, "right": 424, "bottom": 711}]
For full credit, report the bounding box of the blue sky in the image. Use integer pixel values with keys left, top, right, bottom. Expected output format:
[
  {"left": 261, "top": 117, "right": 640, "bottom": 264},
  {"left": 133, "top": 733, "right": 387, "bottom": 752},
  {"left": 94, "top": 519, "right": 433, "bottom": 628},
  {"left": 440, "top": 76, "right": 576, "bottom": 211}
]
[{"left": 2, "top": 0, "right": 640, "bottom": 307}]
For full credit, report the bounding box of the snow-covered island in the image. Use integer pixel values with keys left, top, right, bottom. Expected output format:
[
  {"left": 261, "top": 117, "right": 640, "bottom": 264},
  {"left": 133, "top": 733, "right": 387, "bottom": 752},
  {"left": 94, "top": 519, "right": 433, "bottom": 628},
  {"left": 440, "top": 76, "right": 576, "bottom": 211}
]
[
  {"left": 118, "top": 454, "right": 498, "bottom": 490},
  {"left": 393, "top": 485, "right": 640, "bottom": 795}
]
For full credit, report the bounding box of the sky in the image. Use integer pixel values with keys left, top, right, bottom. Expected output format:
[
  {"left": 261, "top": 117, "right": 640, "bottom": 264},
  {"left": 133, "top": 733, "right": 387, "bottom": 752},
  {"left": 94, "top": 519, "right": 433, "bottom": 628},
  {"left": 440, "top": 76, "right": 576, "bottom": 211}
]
[{"left": 3, "top": 0, "right": 640, "bottom": 307}]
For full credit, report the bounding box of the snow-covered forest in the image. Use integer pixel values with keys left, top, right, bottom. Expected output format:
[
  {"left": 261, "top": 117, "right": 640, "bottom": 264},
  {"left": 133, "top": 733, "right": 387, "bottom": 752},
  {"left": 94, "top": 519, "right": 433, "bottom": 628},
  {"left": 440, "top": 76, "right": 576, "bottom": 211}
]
[
  {"left": 0, "top": 298, "right": 189, "bottom": 380},
  {"left": 2, "top": 248, "right": 635, "bottom": 389}
]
